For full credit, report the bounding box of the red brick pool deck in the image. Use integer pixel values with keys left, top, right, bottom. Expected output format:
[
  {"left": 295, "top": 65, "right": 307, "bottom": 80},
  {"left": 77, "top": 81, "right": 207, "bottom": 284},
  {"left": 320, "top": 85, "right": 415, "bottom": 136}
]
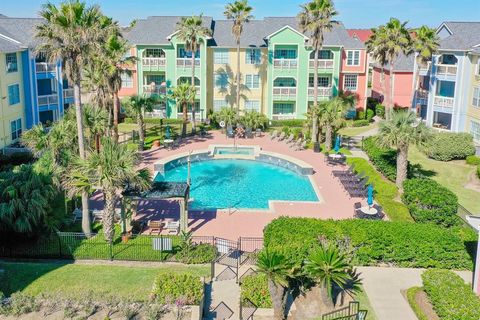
[{"left": 115, "top": 130, "right": 365, "bottom": 239}]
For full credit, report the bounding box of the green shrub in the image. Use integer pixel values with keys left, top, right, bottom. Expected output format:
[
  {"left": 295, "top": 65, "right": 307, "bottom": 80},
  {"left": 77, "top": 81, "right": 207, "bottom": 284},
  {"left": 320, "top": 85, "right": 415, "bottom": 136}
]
[
  {"left": 144, "top": 136, "right": 163, "bottom": 149},
  {"left": 175, "top": 244, "right": 217, "bottom": 264},
  {"left": 264, "top": 217, "right": 475, "bottom": 269},
  {"left": 144, "top": 118, "right": 184, "bottom": 125},
  {"left": 405, "top": 287, "right": 430, "bottom": 320},
  {"left": 151, "top": 273, "right": 203, "bottom": 305},
  {"left": 270, "top": 119, "right": 305, "bottom": 128},
  {"left": 477, "top": 165, "right": 480, "bottom": 179},
  {"left": 366, "top": 109, "right": 375, "bottom": 121},
  {"left": 423, "top": 132, "right": 476, "bottom": 161},
  {"left": 241, "top": 274, "right": 272, "bottom": 308},
  {"left": 375, "top": 104, "right": 385, "bottom": 118},
  {"left": 466, "top": 155, "right": 480, "bottom": 165},
  {"left": 362, "top": 137, "right": 399, "bottom": 181},
  {"left": 422, "top": 269, "right": 480, "bottom": 320},
  {"left": 352, "top": 120, "right": 370, "bottom": 127},
  {"left": 403, "top": 178, "right": 460, "bottom": 227},
  {"left": 123, "top": 117, "right": 135, "bottom": 124},
  {"left": 357, "top": 110, "right": 366, "bottom": 120}
]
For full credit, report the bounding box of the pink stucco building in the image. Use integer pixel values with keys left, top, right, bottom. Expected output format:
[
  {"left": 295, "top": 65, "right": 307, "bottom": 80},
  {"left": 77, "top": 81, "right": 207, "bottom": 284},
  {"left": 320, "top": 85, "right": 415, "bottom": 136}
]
[{"left": 339, "top": 48, "right": 369, "bottom": 110}]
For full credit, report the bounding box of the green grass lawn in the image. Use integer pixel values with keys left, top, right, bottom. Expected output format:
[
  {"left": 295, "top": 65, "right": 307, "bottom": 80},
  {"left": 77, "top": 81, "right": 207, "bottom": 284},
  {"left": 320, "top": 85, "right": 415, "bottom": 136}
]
[
  {"left": 408, "top": 146, "right": 480, "bottom": 214},
  {"left": 338, "top": 122, "right": 378, "bottom": 137},
  {"left": 355, "top": 286, "right": 377, "bottom": 320},
  {"left": 0, "top": 262, "right": 209, "bottom": 301}
]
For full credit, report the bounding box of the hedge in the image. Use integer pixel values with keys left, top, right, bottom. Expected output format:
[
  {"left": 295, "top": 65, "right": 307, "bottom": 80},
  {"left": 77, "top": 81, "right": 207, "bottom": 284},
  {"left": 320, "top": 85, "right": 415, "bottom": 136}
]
[
  {"left": 466, "top": 155, "right": 480, "bottom": 166},
  {"left": 402, "top": 178, "right": 460, "bottom": 227},
  {"left": 124, "top": 117, "right": 184, "bottom": 125},
  {"left": 240, "top": 273, "right": 272, "bottom": 308},
  {"left": 151, "top": 273, "right": 203, "bottom": 305},
  {"left": 352, "top": 120, "right": 370, "bottom": 127},
  {"left": 478, "top": 166, "right": 480, "bottom": 179},
  {"left": 422, "top": 269, "right": 480, "bottom": 320},
  {"left": 263, "top": 217, "right": 476, "bottom": 269},
  {"left": 423, "top": 132, "right": 476, "bottom": 161},
  {"left": 269, "top": 119, "right": 305, "bottom": 128},
  {"left": 362, "top": 136, "right": 400, "bottom": 181},
  {"left": 405, "top": 287, "right": 430, "bottom": 320}
]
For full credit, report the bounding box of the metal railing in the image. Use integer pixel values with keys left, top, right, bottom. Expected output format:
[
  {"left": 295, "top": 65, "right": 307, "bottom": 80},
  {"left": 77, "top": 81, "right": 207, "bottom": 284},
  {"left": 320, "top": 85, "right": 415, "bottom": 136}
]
[
  {"left": 38, "top": 94, "right": 59, "bottom": 106},
  {"left": 433, "top": 96, "right": 454, "bottom": 108},
  {"left": 176, "top": 58, "right": 200, "bottom": 68},
  {"left": 143, "top": 85, "right": 167, "bottom": 95},
  {"left": 272, "top": 87, "right": 297, "bottom": 99},
  {"left": 309, "top": 59, "right": 334, "bottom": 69},
  {"left": 36, "top": 62, "right": 57, "bottom": 73},
  {"left": 273, "top": 59, "right": 298, "bottom": 69},
  {"left": 436, "top": 64, "right": 457, "bottom": 76},
  {"left": 142, "top": 57, "right": 166, "bottom": 67},
  {"left": 308, "top": 87, "right": 333, "bottom": 97},
  {"left": 63, "top": 88, "right": 74, "bottom": 99},
  {"left": 272, "top": 114, "right": 296, "bottom": 120},
  {"left": 322, "top": 302, "right": 368, "bottom": 320}
]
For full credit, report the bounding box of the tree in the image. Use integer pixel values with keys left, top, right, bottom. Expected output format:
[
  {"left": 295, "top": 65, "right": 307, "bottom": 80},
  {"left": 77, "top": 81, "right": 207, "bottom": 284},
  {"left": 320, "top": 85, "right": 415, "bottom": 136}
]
[
  {"left": 170, "top": 83, "right": 197, "bottom": 138},
  {"left": 224, "top": 0, "right": 253, "bottom": 114},
  {"left": 256, "top": 250, "right": 295, "bottom": 320},
  {"left": 320, "top": 97, "right": 350, "bottom": 151},
  {"left": 376, "top": 110, "right": 430, "bottom": 188},
  {"left": 298, "top": 0, "right": 337, "bottom": 151},
  {"left": 123, "top": 95, "right": 158, "bottom": 150},
  {"left": 36, "top": 0, "right": 106, "bottom": 234},
  {"left": 412, "top": 26, "right": 439, "bottom": 111},
  {"left": 63, "top": 138, "right": 151, "bottom": 243},
  {"left": 175, "top": 15, "right": 211, "bottom": 132},
  {"left": 83, "top": 104, "right": 109, "bottom": 152},
  {"left": 212, "top": 107, "right": 238, "bottom": 128}
]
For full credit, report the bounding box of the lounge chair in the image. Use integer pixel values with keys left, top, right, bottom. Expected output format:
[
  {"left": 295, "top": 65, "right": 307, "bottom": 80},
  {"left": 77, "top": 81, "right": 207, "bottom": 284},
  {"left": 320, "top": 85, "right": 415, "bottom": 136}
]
[
  {"left": 269, "top": 130, "right": 278, "bottom": 140},
  {"left": 296, "top": 140, "right": 307, "bottom": 151},
  {"left": 277, "top": 132, "right": 286, "bottom": 141},
  {"left": 245, "top": 127, "right": 254, "bottom": 139},
  {"left": 226, "top": 125, "right": 234, "bottom": 138},
  {"left": 290, "top": 138, "right": 302, "bottom": 149},
  {"left": 148, "top": 220, "right": 164, "bottom": 235},
  {"left": 284, "top": 134, "right": 294, "bottom": 144},
  {"left": 255, "top": 128, "right": 262, "bottom": 137},
  {"left": 165, "top": 221, "right": 180, "bottom": 235}
]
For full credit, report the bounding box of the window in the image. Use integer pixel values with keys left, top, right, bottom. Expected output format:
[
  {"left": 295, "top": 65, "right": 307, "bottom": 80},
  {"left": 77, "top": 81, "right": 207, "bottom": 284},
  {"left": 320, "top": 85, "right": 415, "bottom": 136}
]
[
  {"left": 146, "top": 75, "right": 166, "bottom": 85},
  {"left": 6, "top": 53, "right": 18, "bottom": 73},
  {"left": 346, "top": 50, "right": 360, "bottom": 66},
  {"left": 178, "top": 47, "right": 200, "bottom": 58},
  {"left": 274, "top": 49, "right": 297, "bottom": 59},
  {"left": 8, "top": 84, "right": 20, "bottom": 105},
  {"left": 246, "top": 49, "right": 261, "bottom": 65},
  {"left": 273, "top": 103, "right": 295, "bottom": 115},
  {"left": 177, "top": 77, "right": 200, "bottom": 86},
  {"left": 310, "top": 50, "right": 333, "bottom": 60},
  {"left": 273, "top": 77, "right": 296, "bottom": 87},
  {"left": 144, "top": 48, "right": 165, "bottom": 58},
  {"left": 344, "top": 74, "right": 358, "bottom": 91},
  {"left": 245, "top": 100, "right": 260, "bottom": 112},
  {"left": 10, "top": 118, "right": 22, "bottom": 141},
  {"left": 121, "top": 72, "right": 133, "bottom": 88},
  {"left": 214, "top": 49, "right": 229, "bottom": 64},
  {"left": 245, "top": 74, "right": 260, "bottom": 89},
  {"left": 213, "top": 99, "right": 227, "bottom": 112},
  {"left": 309, "top": 76, "right": 330, "bottom": 88},
  {"left": 471, "top": 121, "right": 480, "bottom": 142},
  {"left": 177, "top": 101, "right": 200, "bottom": 113},
  {"left": 473, "top": 87, "right": 480, "bottom": 108},
  {"left": 214, "top": 72, "right": 229, "bottom": 89}
]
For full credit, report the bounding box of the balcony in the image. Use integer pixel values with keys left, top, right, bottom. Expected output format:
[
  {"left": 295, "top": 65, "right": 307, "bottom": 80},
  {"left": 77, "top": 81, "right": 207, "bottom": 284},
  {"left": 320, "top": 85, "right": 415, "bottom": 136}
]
[
  {"left": 436, "top": 64, "right": 457, "bottom": 76},
  {"left": 433, "top": 96, "right": 454, "bottom": 108},
  {"left": 143, "top": 85, "right": 167, "bottom": 95},
  {"left": 273, "top": 59, "right": 298, "bottom": 69},
  {"left": 309, "top": 59, "right": 334, "bottom": 69},
  {"left": 63, "top": 88, "right": 74, "bottom": 99},
  {"left": 415, "top": 90, "right": 429, "bottom": 105},
  {"left": 176, "top": 58, "right": 200, "bottom": 68},
  {"left": 272, "top": 87, "right": 297, "bottom": 100},
  {"left": 38, "top": 94, "right": 58, "bottom": 107},
  {"left": 308, "top": 87, "right": 333, "bottom": 97},
  {"left": 36, "top": 62, "right": 56, "bottom": 73},
  {"left": 272, "top": 114, "right": 295, "bottom": 120},
  {"left": 142, "top": 57, "right": 166, "bottom": 68}
]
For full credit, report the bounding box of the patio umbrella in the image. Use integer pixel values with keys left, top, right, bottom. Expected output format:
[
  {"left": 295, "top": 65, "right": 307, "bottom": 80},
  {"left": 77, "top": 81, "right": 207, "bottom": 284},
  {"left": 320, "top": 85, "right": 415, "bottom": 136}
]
[
  {"left": 165, "top": 126, "right": 171, "bottom": 139},
  {"left": 334, "top": 136, "right": 341, "bottom": 153},
  {"left": 367, "top": 184, "right": 374, "bottom": 207}
]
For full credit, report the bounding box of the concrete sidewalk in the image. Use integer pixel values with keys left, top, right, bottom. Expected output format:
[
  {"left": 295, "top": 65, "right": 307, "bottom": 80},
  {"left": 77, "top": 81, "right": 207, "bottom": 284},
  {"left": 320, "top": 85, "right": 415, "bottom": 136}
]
[{"left": 357, "top": 266, "right": 472, "bottom": 320}]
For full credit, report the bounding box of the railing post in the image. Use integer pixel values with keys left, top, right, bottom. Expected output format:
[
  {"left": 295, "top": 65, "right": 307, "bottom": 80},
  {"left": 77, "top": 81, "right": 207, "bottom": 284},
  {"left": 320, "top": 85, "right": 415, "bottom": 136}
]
[
  {"left": 58, "top": 234, "right": 62, "bottom": 258},
  {"left": 160, "top": 235, "right": 164, "bottom": 261},
  {"left": 109, "top": 242, "right": 113, "bottom": 261}
]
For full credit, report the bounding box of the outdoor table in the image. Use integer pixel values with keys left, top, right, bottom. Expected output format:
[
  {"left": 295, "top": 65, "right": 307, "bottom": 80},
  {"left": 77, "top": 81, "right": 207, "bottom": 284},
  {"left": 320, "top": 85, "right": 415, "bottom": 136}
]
[
  {"left": 360, "top": 206, "right": 378, "bottom": 216},
  {"left": 164, "top": 139, "right": 174, "bottom": 150}
]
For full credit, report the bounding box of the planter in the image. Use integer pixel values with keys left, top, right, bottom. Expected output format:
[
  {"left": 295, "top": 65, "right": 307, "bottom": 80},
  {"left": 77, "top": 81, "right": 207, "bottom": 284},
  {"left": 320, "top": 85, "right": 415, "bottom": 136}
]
[
  {"left": 121, "top": 233, "right": 131, "bottom": 243},
  {"left": 152, "top": 140, "right": 161, "bottom": 148}
]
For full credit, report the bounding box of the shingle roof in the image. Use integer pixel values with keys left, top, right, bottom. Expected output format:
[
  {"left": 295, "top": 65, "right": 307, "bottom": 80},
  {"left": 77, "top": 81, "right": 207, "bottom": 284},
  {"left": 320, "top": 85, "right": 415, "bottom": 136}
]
[
  {"left": 438, "top": 22, "right": 480, "bottom": 51},
  {"left": 124, "top": 16, "right": 213, "bottom": 45},
  {"left": 347, "top": 29, "right": 373, "bottom": 43},
  {"left": 374, "top": 52, "right": 415, "bottom": 73},
  {"left": 0, "top": 36, "right": 24, "bottom": 53},
  {"left": 0, "top": 17, "right": 43, "bottom": 48}
]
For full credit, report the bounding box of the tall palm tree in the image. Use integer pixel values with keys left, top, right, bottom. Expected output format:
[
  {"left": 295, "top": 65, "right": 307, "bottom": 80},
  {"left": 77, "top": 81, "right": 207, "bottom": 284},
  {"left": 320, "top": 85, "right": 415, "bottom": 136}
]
[
  {"left": 320, "top": 97, "right": 349, "bottom": 151},
  {"left": 412, "top": 26, "right": 439, "bottom": 112},
  {"left": 123, "top": 95, "right": 158, "bottom": 151},
  {"left": 176, "top": 15, "right": 212, "bottom": 132},
  {"left": 256, "top": 250, "right": 294, "bottom": 320},
  {"left": 366, "top": 25, "right": 388, "bottom": 118},
  {"left": 170, "top": 83, "right": 197, "bottom": 138},
  {"left": 304, "top": 244, "right": 360, "bottom": 315},
  {"left": 63, "top": 138, "right": 151, "bottom": 243},
  {"left": 224, "top": 0, "right": 254, "bottom": 113},
  {"left": 298, "top": 0, "right": 338, "bottom": 152},
  {"left": 83, "top": 104, "right": 108, "bottom": 152},
  {"left": 36, "top": 0, "right": 106, "bottom": 234},
  {"left": 376, "top": 110, "right": 430, "bottom": 188}
]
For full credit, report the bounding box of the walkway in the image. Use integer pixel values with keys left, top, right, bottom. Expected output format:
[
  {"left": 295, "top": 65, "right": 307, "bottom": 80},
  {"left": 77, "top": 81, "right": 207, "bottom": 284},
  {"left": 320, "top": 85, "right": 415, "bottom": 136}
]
[{"left": 358, "top": 266, "right": 472, "bottom": 320}]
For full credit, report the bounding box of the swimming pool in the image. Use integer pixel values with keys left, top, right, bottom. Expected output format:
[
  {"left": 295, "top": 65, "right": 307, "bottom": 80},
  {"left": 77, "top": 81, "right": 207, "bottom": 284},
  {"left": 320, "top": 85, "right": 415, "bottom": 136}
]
[
  {"left": 155, "top": 159, "right": 318, "bottom": 210},
  {"left": 214, "top": 146, "right": 254, "bottom": 156}
]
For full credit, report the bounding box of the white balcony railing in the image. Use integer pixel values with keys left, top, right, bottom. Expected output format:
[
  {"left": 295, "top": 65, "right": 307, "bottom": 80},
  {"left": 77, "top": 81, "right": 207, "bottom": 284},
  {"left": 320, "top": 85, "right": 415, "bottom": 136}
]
[
  {"left": 38, "top": 94, "right": 58, "bottom": 106},
  {"left": 63, "top": 88, "right": 74, "bottom": 99},
  {"left": 142, "top": 57, "right": 166, "bottom": 68},
  {"left": 36, "top": 62, "right": 57, "bottom": 73},
  {"left": 176, "top": 58, "right": 200, "bottom": 68},
  {"left": 143, "top": 85, "right": 167, "bottom": 95},
  {"left": 273, "top": 59, "right": 298, "bottom": 69},
  {"left": 309, "top": 59, "right": 334, "bottom": 69},
  {"left": 272, "top": 87, "right": 297, "bottom": 99},
  {"left": 308, "top": 87, "right": 333, "bottom": 97},
  {"left": 433, "top": 96, "right": 454, "bottom": 108},
  {"left": 436, "top": 64, "right": 457, "bottom": 76},
  {"left": 272, "top": 114, "right": 296, "bottom": 120}
]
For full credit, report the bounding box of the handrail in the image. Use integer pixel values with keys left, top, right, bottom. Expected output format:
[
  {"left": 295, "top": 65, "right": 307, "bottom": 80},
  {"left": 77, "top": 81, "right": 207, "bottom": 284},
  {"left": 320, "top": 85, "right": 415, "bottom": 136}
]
[
  {"left": 309, "top": 59, "right": 335, "bottom": 69},
  {"left": 273, "top": 59, "right": 298, "bottom": 69}
]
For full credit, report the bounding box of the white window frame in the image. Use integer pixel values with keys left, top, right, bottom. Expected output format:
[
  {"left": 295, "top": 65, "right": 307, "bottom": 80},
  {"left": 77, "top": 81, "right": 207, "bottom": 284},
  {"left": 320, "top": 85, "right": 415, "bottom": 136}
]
[
  {"left": 245, "top": 74, "right": 260, "bottom": 89},
  {"left": 246, "top": 49, "right": 261, "bottom": 65},
  {"left": 473, "top": 87, "right": 480, "bottom": 108},
  {"left": 121, "top": 72, "right": 133, "bottom": 88},
  {"left": 346, "top": 50, "right": 360, "bottom": 66},
  {"left": 214, "top": 49, "right": 229, "bottom": 64},
  {"left": 273, "top": 103, "right": 295, "bottom": 115},
  {"left": 6, "top": 53, "right": 18, "bottom": 73},
  {"left": 8, "top": 83, "right": 20, "bottom": 106},
  {"left": 344, "top": 74, "right": 358, "bottom": 91},
  {"left": 245, "top": 100, "right": 260, "bottom": 112},
  {"left": 10, "top": 118, "right": 22, "bottom": 141},
  {"left": 471, "top": 120, "right": 480, "bottom": 142},
  {"left": 214, "top": 72, "right": 229, "bottom": 89}
]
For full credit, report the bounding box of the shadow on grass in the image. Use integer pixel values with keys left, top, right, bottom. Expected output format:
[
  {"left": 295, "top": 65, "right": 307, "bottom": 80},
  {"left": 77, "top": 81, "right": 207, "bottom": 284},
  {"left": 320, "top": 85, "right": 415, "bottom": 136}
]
[{"left": 409, "top": 163, "right": 437, "bottom": 178}]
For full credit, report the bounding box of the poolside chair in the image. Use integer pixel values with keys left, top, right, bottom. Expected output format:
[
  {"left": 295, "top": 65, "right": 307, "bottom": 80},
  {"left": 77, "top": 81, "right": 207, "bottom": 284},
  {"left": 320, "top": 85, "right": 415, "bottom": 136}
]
[
  {"left": 285, "top": 134, "right": 294, "bottom": 144},
  {"left": 290, "top": 138, "right": 302, "bottom": 149},
  {"left": 165, "top": 221, "right": 180, "bottom": 235},
  {"left": 245, "top": 127, "right": 254, "bottom": 139},
  {"left": 148, "top": 220, "right": 164, "bottom": 235},
  {"left": 277, "top": 132, "right": 286, "bottom": 141},
  {"left": 296, "top": 140, "right": 307, "bottom": 151},
  {"left": 226, "top": 125, "right": 235, "bottom": 138},
  {"left": 269, "top": 130, "right": 278, "bottom": 140}
]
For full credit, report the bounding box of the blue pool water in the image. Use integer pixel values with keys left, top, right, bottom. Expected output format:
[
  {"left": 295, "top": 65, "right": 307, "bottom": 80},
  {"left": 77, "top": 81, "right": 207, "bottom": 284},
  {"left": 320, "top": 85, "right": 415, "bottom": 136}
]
[
  {"left": 214, "top": 147, "right": 254, "bottom": 156},
  {"left": 155, "top": 159, "right": 318, "bottom": 210}
]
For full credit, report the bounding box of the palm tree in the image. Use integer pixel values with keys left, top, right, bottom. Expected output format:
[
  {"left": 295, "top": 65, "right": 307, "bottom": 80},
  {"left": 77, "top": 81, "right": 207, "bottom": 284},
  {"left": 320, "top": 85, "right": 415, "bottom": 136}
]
[
  {"left": 376, "top": 110, "right": 430, "bottom": 188},
  {"left": 366, "top": 25, "right": 388, "bottom": 118},
  {"left": 36, "top": 0, "right": 106, "bottom": 234},
  {"left": 304, "top": 244, "right": 359, "bottom": 315},
  {"left": 123, "top": 95, "right": 158, "bottom": 151},
  {"left": 63, "top": 138, "right": 151, "bottom": 243},
  {"left": 170, "top": 83, "right": 197, "bottom": 138},
  {"left": 213, "top": 107, "right": 238, "bottom": 128},
  {"left": 224, "top": 0, "right": 253, "bottom": 113},
  {"left": 176, "top": 15, "right": 212, "bottom": 132},
  {"left": 412, "top": 26, "right": 439, "bottom": 112},
  {"left": 320, "top": 97, "right": 349, "bottom": 151},
  {"left": 83, "top": 104, "right": 108, "bottom": 152},
  {"left": 298, "top": 0, "right": 338, "bottom": 151},
  {"left": 256, "top": 249, "right": 295, "bottom": 320}
]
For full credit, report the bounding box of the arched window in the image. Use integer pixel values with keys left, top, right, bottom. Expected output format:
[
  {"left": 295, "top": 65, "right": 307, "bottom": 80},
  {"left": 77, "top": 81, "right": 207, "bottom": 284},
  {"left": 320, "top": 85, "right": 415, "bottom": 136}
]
[{"left": 273, "top": 77, "right": 297, "bottom": 87}]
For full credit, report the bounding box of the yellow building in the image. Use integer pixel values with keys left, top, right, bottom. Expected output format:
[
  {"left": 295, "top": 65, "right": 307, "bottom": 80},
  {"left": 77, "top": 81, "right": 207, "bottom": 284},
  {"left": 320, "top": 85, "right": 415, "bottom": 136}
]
[
  {"left": 466, "top": 52, "right": 480, "bottom": 145},
  {"left": 0, "top": 36, "right": 26, "bottom": 150}
]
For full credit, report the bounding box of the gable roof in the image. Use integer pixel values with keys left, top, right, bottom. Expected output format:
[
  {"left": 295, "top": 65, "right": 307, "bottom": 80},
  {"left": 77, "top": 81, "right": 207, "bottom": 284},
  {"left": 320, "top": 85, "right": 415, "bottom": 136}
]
[
  {"left": 0, "top": 17, "right": 43, "bottom": 48},
  {"left": 374, "top": 52, "right": 415, "bottom": 73},
  {"left": 437, "top": 22, "right": 480, "bottom": 51},
  {"left": 347, "top": 29, "right": 373, "bottom": 43}
]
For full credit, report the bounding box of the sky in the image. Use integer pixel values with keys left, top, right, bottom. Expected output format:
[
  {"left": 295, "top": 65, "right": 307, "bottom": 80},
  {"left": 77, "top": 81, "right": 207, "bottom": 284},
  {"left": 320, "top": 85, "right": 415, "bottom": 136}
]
[{"left": 2, "top": 0, "right": 479, "bottom": 28}]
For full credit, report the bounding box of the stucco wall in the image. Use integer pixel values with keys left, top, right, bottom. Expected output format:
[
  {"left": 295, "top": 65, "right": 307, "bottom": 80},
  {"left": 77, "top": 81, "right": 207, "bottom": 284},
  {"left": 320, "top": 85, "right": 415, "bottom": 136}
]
[{"left": 371, "top": 67, "right": 414, "bottom": 108}]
